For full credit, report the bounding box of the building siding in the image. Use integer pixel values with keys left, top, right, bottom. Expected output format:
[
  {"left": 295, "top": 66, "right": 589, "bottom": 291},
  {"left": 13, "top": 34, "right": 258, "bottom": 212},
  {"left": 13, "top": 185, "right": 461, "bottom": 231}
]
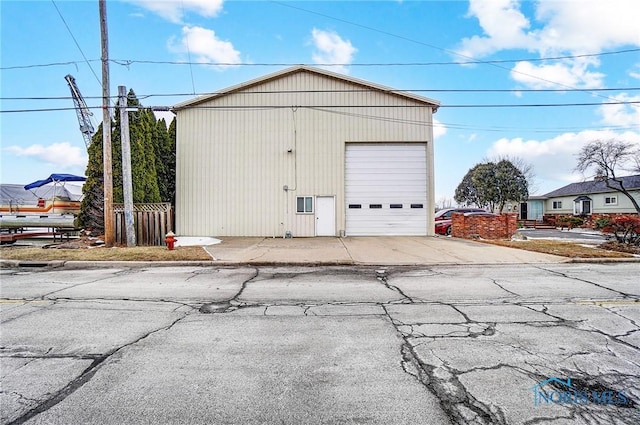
[
  {"left": 176, "top": 69, "right": 435, "bottom": 237},
  {"left": 544, "top": 191, "right": 640, "bottom": 215}
]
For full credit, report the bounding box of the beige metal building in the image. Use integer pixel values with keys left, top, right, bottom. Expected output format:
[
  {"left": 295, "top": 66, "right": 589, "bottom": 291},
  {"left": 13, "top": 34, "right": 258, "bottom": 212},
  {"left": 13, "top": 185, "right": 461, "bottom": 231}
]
[{"left": 174, "top": 66, "right": 439, "bottom": 237}]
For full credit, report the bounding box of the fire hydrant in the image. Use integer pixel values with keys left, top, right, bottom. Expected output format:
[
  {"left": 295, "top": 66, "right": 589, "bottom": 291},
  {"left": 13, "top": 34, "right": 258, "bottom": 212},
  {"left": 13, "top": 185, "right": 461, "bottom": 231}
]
[{"left": 165, "top": 231, "right": 177, "bottom": 250}]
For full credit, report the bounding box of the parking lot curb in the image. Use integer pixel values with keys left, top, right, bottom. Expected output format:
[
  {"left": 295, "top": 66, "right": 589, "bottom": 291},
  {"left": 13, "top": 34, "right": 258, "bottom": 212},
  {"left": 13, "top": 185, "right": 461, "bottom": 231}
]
[
  {"left": 565, "top": 257, "right": 640, "bottom": 264},
  {"left": 2, "top": 256, "right": 639, "bottom": 269}
]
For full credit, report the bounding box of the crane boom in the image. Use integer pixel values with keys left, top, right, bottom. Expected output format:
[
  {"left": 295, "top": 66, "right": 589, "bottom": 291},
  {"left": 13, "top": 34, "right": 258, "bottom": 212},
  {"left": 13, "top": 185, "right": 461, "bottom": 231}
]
[{"left": 64, "top": 74, "right": 95, "bottom": 149}]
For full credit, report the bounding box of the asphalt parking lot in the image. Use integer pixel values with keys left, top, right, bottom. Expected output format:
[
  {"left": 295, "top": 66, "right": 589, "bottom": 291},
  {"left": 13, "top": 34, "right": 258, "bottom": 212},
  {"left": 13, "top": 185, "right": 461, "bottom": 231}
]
[{"left": 2, "top": 263, "right": 639, "bottom": 425}]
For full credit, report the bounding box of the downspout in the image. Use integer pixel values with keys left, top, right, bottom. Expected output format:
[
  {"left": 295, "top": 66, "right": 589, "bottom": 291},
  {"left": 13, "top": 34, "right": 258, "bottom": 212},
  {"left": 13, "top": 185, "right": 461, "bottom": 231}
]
[{"left": 283, "top": 106, "right": 299, "bottom": 237}]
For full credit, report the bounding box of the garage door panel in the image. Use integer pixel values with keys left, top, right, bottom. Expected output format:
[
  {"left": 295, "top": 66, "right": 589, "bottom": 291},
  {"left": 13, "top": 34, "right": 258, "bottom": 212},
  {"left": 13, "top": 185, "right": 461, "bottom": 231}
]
[
  {"left": 346, "top": 212, "right": 426, "bottom": 236},
  {"left": 345, "top": 144, "right": 427, "bottom": 236}
]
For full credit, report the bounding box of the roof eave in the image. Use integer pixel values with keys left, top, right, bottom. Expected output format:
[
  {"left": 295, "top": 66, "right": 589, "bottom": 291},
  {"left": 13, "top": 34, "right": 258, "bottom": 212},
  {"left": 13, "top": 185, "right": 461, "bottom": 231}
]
[{"left": 173, "top": 65, "right": 441, "bottom": 111}]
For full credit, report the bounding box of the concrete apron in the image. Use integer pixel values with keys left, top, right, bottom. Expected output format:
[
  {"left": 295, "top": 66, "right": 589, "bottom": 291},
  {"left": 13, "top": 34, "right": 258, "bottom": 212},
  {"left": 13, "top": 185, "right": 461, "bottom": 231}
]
[{"left": 203, "top": 236, "right": 564, "bottom": 266}]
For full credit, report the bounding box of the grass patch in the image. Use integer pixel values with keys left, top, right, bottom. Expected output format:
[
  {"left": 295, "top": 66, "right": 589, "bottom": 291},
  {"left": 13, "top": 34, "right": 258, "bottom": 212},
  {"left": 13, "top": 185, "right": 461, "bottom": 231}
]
[
  {"left": 0, "top": 246, "right": 212, "bottom": 262},
  {"left": 482, "top": 239, "right": 632, "bottom": 258}
]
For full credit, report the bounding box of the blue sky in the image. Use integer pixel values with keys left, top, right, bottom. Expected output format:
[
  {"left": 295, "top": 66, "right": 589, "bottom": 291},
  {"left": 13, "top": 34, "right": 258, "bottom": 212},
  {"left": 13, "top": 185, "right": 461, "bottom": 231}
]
[{"left": 2, "top": 0, "right": 639, "bottom": 203}]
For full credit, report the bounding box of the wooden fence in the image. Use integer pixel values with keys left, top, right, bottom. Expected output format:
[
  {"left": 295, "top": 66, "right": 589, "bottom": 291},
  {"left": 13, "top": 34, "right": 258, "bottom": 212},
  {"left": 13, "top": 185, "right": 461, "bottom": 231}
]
[{"left": 113, "top": 203, "right": 173, "bottom": 246}]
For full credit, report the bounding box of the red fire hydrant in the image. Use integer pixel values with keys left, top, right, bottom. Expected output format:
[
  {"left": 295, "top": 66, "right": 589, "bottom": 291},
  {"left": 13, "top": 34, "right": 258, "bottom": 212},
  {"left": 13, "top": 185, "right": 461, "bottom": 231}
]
[{"left": 165, "top": 231, "right": 177, "bottom": 250}]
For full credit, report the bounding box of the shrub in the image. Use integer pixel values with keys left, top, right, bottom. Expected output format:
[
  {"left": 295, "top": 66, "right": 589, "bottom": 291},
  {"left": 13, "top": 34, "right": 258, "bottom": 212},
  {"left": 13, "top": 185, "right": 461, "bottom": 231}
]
[
  {"left": 557, "top": 216, "right": 584, "bottom": 229},
  {"left": 601, "top": 215, "right": 640, "bottom": 245},
  {"left": 594, "top": 217, "right": 611, "bottom": 230}
]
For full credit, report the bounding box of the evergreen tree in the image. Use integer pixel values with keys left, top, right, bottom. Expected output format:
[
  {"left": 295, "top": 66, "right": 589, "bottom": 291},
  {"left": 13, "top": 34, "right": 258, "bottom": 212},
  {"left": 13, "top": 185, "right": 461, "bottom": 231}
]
[
  {"left": 154, "top": 117, "right": 176, "bottom": 204},
  {"left": 111, "top": 106, "right": 123, "bottom": 203},
  {"left": 166, "top": 117, "right": 177, "bottom": 205},
  {"left": 455, "top": 160, "right": 529, "bottom": 213},
  {"left": 77, "top": 88, "right": 171, "bottom": 233},
  {"left": 153, "top": 118, "right": 168, "bottom": 202},
  {"left": 125, "top": 90, "right": 160, "bottom": 203},
  {"left": 77, "top": 124, "right": 107, "bottom": 233}
]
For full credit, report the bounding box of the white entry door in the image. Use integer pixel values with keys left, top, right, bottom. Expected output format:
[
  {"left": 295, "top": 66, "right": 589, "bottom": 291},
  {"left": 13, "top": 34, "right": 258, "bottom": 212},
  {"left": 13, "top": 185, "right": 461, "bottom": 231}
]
[{"left": 315, "top": 196, "right": 336, "bottom": 236}]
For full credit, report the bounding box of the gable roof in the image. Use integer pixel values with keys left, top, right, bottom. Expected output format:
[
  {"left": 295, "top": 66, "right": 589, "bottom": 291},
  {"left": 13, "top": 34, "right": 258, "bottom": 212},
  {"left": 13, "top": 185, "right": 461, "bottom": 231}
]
[
  {"left": 173, "top": 65, "right": 440, "bottom": 111},
  {"left": 543, "top": 174, "right": 640, "bottom": 198}
]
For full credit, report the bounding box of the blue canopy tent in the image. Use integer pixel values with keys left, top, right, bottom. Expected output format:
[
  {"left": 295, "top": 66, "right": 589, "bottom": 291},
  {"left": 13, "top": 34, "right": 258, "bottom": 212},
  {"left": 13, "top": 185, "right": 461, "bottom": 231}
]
[
  {"left": 24, "top": 174, "right": 86, "bottom": 190},
  {"left": 21, "top": 174, "right": 86, "bottom": 214}
]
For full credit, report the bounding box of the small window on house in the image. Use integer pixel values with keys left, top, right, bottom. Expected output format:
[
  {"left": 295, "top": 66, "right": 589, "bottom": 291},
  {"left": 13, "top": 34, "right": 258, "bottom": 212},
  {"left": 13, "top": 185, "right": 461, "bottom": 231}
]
[
  {"left": 552, "top": 201, "right": 562, "bottom": 209},
  {"left": 369, "top": 204, "right": 382, "bottom": 209},
  {"left": 390, "top": 204, "right": 403, "bottom": 209},
  {"left": 574, "top": 199, "right": 592, "bottom": 215},
  {"left": 604, "top": 196, "right": 617, "bottom": 205},
  {"left": 410, "top": 204, "right": 424, "bottom": 209},
  {"left": 348, "top": 204, "right": 362, "bottom": 209},
  {"left": 296, "top": 196, "right": 313, "bottom": 214}
]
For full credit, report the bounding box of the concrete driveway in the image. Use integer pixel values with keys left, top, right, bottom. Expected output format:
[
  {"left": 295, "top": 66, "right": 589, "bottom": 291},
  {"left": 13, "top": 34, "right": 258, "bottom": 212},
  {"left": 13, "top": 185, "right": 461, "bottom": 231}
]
[{"left": 203, "top": 236, "right": 564, "bottom": 266}]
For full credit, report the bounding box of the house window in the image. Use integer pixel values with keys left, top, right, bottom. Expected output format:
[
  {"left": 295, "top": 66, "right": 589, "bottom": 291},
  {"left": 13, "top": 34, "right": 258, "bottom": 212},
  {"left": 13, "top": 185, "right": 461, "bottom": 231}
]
[
  {"left": 296, "top": 196, "right": 313, "bottom": 214},
  {"left": 552, "top": 201, "right": 562, "bottom": 209},
  {"left": 574, "top": 199, "right": 592, "bottom": 215},
  {"left": 604, "top": 196, "right": 617, "bottom": 205}
]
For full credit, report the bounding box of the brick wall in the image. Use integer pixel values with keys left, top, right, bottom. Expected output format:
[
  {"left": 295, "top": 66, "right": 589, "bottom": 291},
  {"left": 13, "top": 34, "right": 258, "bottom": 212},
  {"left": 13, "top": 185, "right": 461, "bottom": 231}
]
[{"left": 451, "top": 213, "right": 518, "bottom": 240}]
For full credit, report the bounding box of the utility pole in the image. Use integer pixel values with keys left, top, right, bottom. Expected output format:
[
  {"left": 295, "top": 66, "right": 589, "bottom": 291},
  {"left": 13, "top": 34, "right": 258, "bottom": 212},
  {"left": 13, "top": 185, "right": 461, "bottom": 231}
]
[
  {"left": 118, "top": 86, "right": 136, "bottom": 247},
  {"left": 99, "top": 0, "right": 114, "bottom": 246}
]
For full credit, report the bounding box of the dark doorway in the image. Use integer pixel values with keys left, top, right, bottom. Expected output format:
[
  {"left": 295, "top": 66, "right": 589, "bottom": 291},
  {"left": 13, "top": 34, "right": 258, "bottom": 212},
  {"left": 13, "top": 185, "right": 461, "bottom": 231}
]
[{"left": 520, "top": 203, "right": 528, "bottom": 220}]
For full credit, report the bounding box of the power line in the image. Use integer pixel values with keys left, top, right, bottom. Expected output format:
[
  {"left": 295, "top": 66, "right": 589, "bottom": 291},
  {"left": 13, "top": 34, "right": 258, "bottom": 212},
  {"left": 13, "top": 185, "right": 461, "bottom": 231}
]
[
  {"left": 267, "top": 1, "right": 631, "bottom": 103},
  {"left": 2, "top": 104, "right": 636, "bottom": 135},
  {"left": 3, "top": 87, "right": 640, "bottom": 101},
  {"left": 3, "top": 47, "right": 639, "bottom": 70},
  {"left": 310, "top": 107, "right": 638, "bottom": 133},
  {"left": 180, "top": 0, "right": 197, "bottom": 94},
  {"left": 3, "top": 100, "right": 639, "bottom": 114},
  {"left": 50, "top": 0, "right": 101, "bottom": 88},
  {"left": 110, "top": 48, "right": 640, "bottom": 66}
]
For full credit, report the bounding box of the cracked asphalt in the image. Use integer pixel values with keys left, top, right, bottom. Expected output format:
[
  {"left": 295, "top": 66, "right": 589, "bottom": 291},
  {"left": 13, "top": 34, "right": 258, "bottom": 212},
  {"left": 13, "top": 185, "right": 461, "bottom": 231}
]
[{"left": 1, "top": 263, "right": 638, "bottom": 424}]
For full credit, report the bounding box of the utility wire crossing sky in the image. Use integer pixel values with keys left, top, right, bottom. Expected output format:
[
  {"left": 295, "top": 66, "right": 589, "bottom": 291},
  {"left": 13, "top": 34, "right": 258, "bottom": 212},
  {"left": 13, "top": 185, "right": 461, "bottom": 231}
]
[{"left": 1, "top": 0, "right": 639, "bottom": 201}]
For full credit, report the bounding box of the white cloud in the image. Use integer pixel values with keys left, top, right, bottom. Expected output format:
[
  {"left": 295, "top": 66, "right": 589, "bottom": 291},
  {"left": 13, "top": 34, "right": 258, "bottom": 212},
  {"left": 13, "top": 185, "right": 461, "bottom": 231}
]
[
  {"left": 461, "top": 0, "right": 639, "bottom": 57},
  {"left": 534, "top": 0, "right": 639, "bottom": 54},
  {"left": 486, "top": 90, "right": 640, "bottom": 193},
  {"left": 433, "top": 118, "right": 447, "bottom": 139},
  {"left": 487, "top": 130, "right": 640, "bottom": 193},
  {"left": 169, "top": 26, "right": 241, "bottom": 67},
  {"left": 4, "top": 143, "right": 87, "bottom": 168},
  {"left": 127, "top": 0, "right": 224, "bottom": 23},
  {"left": 511, "top": 58, "right": 605, "bottom": 89},
  {"left": 597, "top": 93, "right": 640, "bottom": 127},
  {"left": 457, "top": 0, "right": 534, "bottom": 59},
  {"left": 458, "top": 0, "right": 640, "bottom": 88},
  {"left": 311, "top": 29, "right": 357, "bottom": 74}
]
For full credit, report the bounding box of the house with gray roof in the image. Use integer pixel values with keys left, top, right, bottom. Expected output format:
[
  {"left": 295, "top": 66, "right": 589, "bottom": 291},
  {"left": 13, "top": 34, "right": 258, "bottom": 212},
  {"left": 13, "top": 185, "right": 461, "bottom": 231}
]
[{"left": 522, "top": 174, "right": 640, "bottom": 226}]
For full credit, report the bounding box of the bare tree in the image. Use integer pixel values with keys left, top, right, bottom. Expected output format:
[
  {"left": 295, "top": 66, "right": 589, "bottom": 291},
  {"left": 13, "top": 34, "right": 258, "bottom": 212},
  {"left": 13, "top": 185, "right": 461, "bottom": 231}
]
[
  {"left": 575, "top": 139, "right": 640, "bottom": 214},
  {"left": 436, "top": 197, "right": 453, "bottom": 211}
]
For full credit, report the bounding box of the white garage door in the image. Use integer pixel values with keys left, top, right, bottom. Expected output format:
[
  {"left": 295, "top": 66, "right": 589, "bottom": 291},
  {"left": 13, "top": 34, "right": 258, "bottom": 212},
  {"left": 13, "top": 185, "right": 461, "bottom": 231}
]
[{"left": 345, "top": 143, "right": 427, "bottom": 236}]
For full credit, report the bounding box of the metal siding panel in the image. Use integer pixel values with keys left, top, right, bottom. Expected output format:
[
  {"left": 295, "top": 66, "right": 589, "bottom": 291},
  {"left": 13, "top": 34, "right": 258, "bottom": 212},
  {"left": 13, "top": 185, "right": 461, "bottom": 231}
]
[{"left": 176, "top": 70, "right": 435, "bottom": 236}]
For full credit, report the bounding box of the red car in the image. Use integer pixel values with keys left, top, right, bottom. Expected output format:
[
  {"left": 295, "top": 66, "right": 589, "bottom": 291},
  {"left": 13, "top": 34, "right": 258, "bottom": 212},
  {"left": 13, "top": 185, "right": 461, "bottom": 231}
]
[
  {"left": 435, "top": 219, "right": 454, "bottom": 235},
  {"left": 434, "top": 208, "right": 487, "bottom": 236}
]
